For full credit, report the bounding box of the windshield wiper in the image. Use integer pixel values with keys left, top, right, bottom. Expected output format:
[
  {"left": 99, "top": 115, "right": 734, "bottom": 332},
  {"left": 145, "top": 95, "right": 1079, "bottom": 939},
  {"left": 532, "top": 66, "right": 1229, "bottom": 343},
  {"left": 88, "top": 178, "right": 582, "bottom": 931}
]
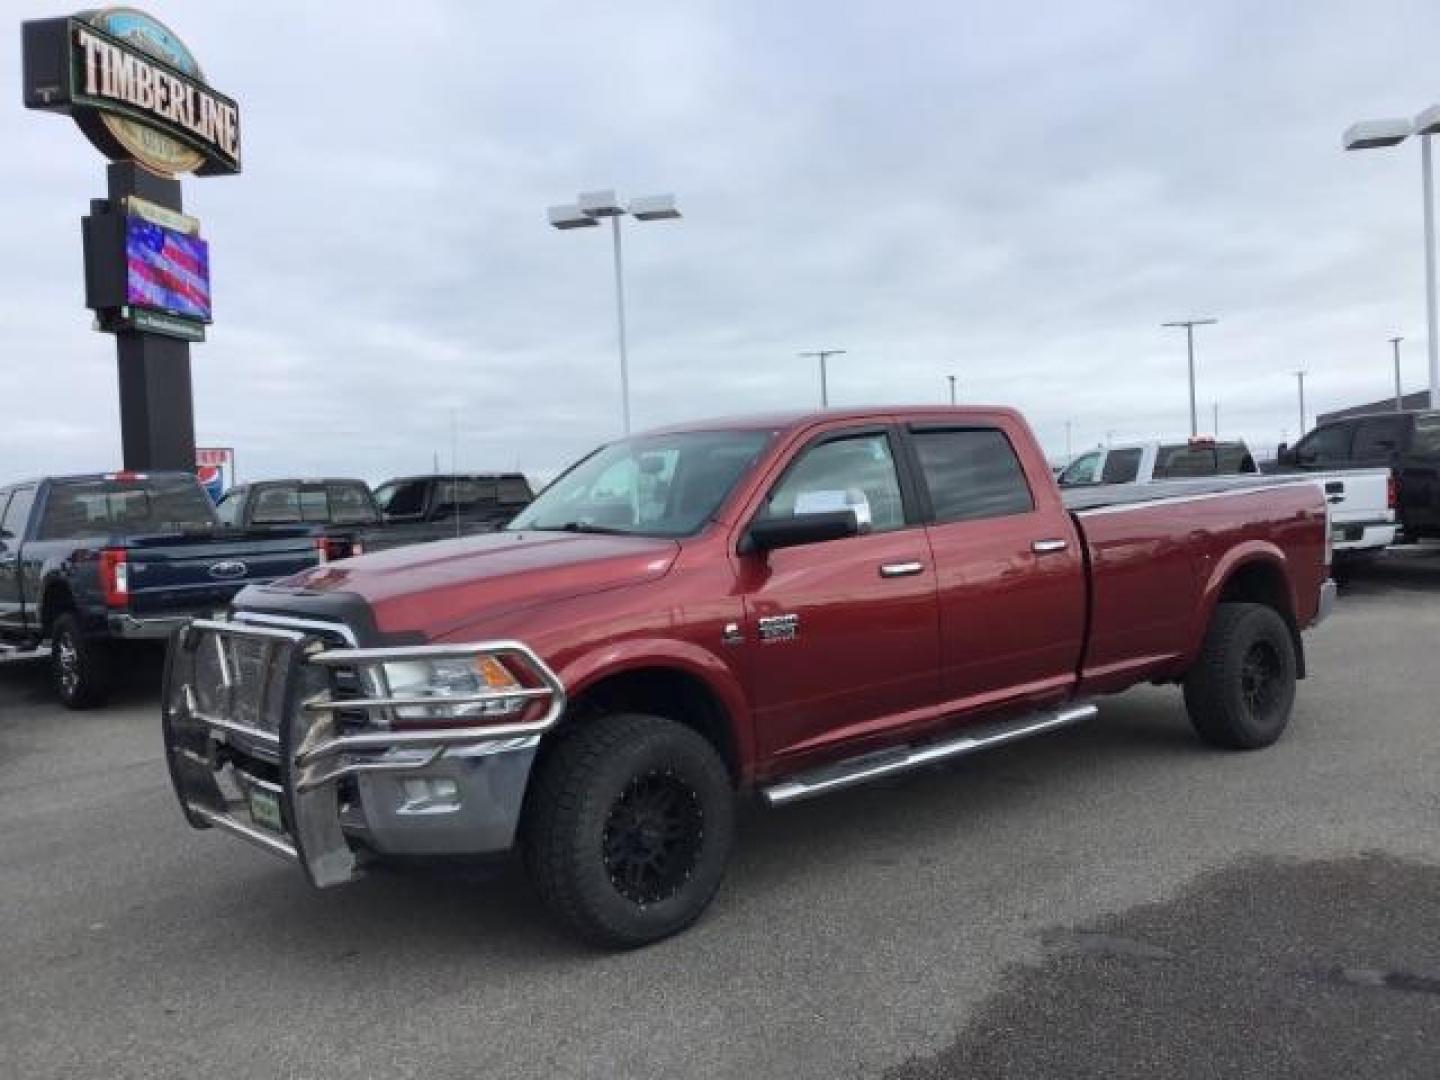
[{"left": 535, "top": 521, "right": 633, "bottom": 535}]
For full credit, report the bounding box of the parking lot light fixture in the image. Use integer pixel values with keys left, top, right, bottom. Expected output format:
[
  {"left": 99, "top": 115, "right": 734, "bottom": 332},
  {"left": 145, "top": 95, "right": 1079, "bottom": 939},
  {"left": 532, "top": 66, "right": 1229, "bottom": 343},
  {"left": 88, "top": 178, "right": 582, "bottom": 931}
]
[
  {"left": 1344, "top": 107, "right": 1440, "bottom": 409},
  {"left": 1162, "top": 318, "right": 1218, "bottom": 437},
  {"left": 547, "top": 190, "right": 683, "bottom": 433},
  {"left": 799, "top": 349, "right": 846, "bottom": 407},
  {"left": 1391, "top": 336, "right": 1405, "bottom": 410}
]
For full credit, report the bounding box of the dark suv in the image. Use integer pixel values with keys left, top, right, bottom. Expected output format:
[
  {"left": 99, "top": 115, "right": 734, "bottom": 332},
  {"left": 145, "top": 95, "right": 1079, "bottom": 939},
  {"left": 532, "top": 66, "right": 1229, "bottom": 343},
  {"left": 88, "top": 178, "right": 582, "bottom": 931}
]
[{"left": 1277, "top": 410, "right": 1440, "bottom": 539}]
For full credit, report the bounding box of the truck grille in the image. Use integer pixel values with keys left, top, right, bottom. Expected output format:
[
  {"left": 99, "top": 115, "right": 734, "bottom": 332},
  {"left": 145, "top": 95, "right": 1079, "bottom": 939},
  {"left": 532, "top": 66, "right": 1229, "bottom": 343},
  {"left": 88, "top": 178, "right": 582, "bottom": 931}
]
[{"left": 190, "top": 630, "right": 283, "bottom": 735}]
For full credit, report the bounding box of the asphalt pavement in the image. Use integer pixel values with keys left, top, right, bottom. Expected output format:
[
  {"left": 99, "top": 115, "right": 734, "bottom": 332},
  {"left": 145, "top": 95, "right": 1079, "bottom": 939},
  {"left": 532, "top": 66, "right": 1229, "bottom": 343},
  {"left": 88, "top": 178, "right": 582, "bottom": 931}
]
[{"left": 2, "top": 549, "right": 1439, "bottom": 1079}]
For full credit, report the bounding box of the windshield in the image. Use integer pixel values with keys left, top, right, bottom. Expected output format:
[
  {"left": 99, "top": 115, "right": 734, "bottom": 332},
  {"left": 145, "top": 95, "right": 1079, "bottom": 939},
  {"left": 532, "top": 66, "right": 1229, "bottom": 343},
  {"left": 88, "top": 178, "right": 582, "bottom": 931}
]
[
  {"left": 38, "top": 477, "right": 219, "bottom": 539},
  {"left": 1058, "top": 451, "right": 1103, "bottom": 486},
  {"left": 509, "top": 430, "right": 773, "bottom": 537}
]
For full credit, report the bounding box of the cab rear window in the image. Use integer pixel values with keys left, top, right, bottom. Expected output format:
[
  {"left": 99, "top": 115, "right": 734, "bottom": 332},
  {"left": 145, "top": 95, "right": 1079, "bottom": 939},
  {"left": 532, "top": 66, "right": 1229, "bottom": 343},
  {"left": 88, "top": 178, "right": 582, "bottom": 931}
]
[{"left": 38, "top": 478, "right": 218, "bottom": 539}]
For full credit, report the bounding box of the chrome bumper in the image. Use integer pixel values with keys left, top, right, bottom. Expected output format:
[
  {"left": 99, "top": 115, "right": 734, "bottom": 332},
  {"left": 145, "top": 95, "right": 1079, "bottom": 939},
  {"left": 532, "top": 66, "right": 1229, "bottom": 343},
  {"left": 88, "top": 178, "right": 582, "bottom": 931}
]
[
  {"left": 161, "top": 617, "right": 566, "bottom": 887},
  {"left": 1314, "top": 578, "right": 1337, "bottom": 627}
]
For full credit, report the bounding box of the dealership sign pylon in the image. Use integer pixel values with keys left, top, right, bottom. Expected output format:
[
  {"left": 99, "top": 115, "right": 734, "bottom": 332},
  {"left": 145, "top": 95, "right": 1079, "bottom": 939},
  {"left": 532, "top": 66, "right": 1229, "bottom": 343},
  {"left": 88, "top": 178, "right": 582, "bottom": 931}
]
[{"left": 22, "top": 8, "right": 241, "bottom": 471}]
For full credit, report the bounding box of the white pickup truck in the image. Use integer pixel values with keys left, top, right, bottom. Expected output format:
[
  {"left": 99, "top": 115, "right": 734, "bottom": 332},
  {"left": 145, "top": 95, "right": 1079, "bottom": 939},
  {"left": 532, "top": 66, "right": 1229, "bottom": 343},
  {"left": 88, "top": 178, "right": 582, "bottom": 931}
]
[{"left": 1060, "top": 439, "right": 1395, "bottom": 562}]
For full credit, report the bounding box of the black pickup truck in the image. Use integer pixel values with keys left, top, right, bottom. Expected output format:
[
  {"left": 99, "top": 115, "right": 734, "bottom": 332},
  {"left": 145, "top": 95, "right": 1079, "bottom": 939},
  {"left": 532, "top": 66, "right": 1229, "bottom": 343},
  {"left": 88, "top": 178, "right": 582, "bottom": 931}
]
[
  {"left": 0, "top": 472, "right": 321, "bottom": 707},
  {"left": 368, "top": 473, "right": 534, "bottom": 551},
  {"left": 1275, "top": 409, "right": 1440, "bottom": 540},
  {"left": 214, "top": 478, "right": 381, "bottom": 559}
]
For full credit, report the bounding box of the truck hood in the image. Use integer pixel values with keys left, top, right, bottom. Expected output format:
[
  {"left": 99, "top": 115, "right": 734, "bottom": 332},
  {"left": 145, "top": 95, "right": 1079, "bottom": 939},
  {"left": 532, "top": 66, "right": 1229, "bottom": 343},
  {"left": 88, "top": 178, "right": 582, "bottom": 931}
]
[{"left": 268, "top": 530, "right": 681, "bottom": 638}]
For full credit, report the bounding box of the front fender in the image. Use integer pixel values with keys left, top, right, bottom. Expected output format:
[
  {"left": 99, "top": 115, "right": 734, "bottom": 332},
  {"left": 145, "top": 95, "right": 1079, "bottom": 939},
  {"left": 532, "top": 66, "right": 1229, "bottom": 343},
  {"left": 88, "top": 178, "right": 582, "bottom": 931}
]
[{"left": 558, "top": 637, "right": 755, "bottom": 777}]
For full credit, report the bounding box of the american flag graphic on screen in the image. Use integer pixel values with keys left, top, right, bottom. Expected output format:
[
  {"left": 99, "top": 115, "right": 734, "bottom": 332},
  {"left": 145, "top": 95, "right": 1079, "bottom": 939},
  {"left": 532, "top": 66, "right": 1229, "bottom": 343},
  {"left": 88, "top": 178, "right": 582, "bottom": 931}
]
[{"left": 125, "top": 217, "right": 212, "bottom": 322}]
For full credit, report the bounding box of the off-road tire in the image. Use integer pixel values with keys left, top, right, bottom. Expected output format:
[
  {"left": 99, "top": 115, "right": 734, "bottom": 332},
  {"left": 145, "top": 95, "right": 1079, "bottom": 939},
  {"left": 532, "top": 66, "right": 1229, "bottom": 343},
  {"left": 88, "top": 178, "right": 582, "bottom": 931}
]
[
  {"left": 50, "top": 612, "right": 113, "bottom": 709},
  {"left": 524, "top": 712, "right": 735, "bottom": 949},
  {"left": 1183, "top": 602, "right": 1296, "bottom": 750}
]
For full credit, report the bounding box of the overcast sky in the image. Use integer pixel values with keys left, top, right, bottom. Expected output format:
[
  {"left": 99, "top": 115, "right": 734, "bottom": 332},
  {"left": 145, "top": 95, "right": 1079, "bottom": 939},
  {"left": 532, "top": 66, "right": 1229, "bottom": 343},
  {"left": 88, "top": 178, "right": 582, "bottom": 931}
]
[{"left": 3, "top": 0, "right": 1439, "bottom": 482}]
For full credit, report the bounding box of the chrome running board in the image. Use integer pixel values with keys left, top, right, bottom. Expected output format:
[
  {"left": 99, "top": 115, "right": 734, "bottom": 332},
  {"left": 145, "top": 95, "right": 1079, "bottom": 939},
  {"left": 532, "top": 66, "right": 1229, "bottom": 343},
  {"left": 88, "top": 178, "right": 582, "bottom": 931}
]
[{"left": 761, "top": 704, "right": 1098, "bottom": 807}]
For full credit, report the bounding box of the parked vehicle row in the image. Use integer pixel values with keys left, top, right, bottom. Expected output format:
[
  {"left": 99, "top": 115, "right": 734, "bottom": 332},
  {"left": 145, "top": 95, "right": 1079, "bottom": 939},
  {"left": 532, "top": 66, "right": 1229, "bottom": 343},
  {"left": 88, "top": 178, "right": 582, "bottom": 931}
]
[
  {"left": 1061, "top": 434, "right": 1397, "bottom": 563},
  {"left": 0, "top": 472, "right": 323, "bottom": 707},
  {"left": 1058, "top": 437, "right": 1257, "bottom": 487},
  {"left": 0, "top": 467, "right": 539, "bottom": 707},
  {"left": 160, "top": 407, "right": 1333, "bottom": 947},
  {"left": 214, "top": 472, "right": 536, "bottom": 557},
  {"left": 1272, "top": 408, "right": 1440, "bottom": 543}
]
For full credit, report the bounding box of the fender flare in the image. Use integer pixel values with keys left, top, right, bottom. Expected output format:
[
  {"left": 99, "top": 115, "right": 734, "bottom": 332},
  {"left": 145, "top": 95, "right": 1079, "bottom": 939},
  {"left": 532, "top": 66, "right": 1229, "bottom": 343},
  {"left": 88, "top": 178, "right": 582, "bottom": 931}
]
[
  {"left": 1190, "top": 541, "right": 1305, "bottom": 675},
  {"left": 557, "top": 637, "right": 756, "bottom": 776}
]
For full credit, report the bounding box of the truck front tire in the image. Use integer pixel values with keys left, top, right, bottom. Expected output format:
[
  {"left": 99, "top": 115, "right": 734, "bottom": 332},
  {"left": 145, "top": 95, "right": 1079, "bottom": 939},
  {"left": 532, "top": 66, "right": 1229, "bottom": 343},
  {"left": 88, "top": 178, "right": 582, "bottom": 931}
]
[
  {"left": 50, "top": 613, "right": 112, "bottom": 710},
  {"left": 1183, "top": 602, "right": 1296, "bottom": 750},
  {"left": 524, "top": 712, "right": 735, "bottom": 948}
]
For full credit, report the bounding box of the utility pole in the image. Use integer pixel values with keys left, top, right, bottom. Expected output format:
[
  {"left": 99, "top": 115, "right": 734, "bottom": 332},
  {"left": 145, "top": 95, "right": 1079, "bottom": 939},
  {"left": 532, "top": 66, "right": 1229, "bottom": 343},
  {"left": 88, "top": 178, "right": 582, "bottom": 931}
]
[
  {"left": 1295, "top": 371, "right": 1307, "bottom": 435},
  {"left": 1162, "top": 318, "right": 1218, "bottom": 437},
  {"left": 1391, "top": 336, "right": 1405, "bottom": 410},
  {"left": 947, "top": 374, "right": 957, "bottom": 405},
  {"left": 799, "top": 349, "right": 846, "bottom": 407},
  {"left": 1212, "top": 401, "right": 1219, "bottom": 437}
]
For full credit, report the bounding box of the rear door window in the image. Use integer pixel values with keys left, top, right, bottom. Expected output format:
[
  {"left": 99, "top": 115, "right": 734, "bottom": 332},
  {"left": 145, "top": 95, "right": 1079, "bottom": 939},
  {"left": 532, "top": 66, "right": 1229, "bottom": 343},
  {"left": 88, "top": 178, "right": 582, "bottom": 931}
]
[
  {"left": 912, "top": 428, "right": 1035, "bottom": 523},
  {"left": 1351, "top": 416, "right": 1408, "bottom": 462},
  {"left": 1101, "top": 448, "right": 1142, "bottom": 484}
]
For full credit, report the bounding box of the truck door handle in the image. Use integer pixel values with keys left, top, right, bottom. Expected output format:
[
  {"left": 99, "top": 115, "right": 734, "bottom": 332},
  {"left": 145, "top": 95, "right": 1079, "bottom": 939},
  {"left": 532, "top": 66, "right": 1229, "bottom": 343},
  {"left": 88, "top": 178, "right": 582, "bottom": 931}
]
[
  {"left": 878, "top": 561, "right": 925, "bottom": 578},
  {"left": 1031, "top": 539, "right": 1069, "bottom": 554}
]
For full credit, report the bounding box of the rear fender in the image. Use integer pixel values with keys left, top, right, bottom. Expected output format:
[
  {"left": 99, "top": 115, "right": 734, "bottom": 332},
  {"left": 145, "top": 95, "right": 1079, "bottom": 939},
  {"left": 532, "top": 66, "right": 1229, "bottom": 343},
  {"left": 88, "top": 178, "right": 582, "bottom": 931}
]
[
  {"left": 557, "top": 638, "right": 755, "bottom": 778},
  {"left": 1190, "top": 542, "right": 1305, "bottom": 676}
]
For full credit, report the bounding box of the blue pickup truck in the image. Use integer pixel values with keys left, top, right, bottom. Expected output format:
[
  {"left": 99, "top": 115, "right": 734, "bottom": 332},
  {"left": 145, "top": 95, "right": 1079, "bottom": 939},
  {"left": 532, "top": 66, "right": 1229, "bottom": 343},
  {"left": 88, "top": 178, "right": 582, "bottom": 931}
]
[{"left": 0, "top": 472, "right": 321, "bottom": 707}]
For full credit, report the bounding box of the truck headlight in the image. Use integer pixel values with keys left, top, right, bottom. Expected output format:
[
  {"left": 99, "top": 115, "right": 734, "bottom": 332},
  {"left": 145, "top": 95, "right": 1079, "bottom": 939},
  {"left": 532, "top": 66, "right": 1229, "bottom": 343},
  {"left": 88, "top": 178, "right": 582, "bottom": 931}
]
[{"left": 381, "top": 654, "right": 529, "bottom": 722}]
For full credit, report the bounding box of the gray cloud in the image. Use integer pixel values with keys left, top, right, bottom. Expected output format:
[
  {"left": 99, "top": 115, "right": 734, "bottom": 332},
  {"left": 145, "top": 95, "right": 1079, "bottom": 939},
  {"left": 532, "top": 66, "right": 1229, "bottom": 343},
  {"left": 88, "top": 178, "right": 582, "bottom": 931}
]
[{"left": 3, "top": 0, "right": 1438, "bottom": 484}]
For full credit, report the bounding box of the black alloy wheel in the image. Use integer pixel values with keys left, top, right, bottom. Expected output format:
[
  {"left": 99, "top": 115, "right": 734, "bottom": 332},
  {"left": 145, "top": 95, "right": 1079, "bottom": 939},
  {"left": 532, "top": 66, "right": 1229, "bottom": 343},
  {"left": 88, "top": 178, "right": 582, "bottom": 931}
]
[{"left": 601, "top": 768, "right": 705, "bottom": 906}]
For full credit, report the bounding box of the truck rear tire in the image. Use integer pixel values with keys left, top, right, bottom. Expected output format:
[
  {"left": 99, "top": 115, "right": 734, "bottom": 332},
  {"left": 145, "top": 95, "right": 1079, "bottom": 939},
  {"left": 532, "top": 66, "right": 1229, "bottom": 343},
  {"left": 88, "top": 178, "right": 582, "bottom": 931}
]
[
  {"left": 1183, "top": 602, "right": 1296, "bottom": 750},
  {"left": 524, "top": 712, "right": 735, "bottom": 948},
  {"left": 50, "top": 613, "right": 113, "bottom": 710}
]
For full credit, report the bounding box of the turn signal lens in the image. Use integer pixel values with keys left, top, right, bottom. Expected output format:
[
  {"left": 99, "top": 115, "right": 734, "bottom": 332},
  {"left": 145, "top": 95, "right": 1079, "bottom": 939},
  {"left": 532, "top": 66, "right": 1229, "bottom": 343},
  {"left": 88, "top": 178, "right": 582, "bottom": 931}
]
[{"left": 476, "top": 654, "right": 520, "bottom": 691}]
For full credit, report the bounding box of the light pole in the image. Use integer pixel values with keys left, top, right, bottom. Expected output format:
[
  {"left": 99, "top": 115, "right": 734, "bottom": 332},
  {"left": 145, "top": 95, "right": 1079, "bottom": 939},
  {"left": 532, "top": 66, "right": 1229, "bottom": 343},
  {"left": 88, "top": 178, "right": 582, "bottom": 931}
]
[
  {"left": 947, "top": 374, "right": 957, "bottom": 405},
  {"left": 1212, "top": 401, "right": 1219, "bottom": 437},
  {"left": 547, "top": 190, "right": 681, "bottom": 433},
  {"left": 1162, "top": 318, "right": 1218, "bottom": 436},
  {"left": 1295, "top": 371, "right": 1307, "bottom": 435},
  {"left": 1065, "top": 419, "right": 1073, "bottom": 462},
  {"left": 799, "top": 349, "right": 846, "bottom": 407},
  {"left": 1390, "top": 336, "right": 1405, "bottom": 410},
  {"left": 1343, "top": 107, "right": 1440, "bottom": 409}
]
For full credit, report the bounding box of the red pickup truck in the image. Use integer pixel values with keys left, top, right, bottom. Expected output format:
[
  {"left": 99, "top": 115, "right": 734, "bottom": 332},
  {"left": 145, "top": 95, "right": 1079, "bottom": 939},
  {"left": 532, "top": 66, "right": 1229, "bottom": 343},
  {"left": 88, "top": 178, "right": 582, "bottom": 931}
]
[{"left": 163, "top": 407, "right": 1334, "bottom": 947}]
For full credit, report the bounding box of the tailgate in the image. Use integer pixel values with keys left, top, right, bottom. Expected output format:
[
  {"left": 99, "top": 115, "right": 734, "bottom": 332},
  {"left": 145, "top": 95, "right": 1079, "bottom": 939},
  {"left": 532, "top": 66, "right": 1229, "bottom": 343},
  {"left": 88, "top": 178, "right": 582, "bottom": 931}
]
[
  {"left": 124, "top": 534, "right": 320, "bottom": 616},
  {"left": 1308, "top": 471, "right": 1394, "bottom": 530}
]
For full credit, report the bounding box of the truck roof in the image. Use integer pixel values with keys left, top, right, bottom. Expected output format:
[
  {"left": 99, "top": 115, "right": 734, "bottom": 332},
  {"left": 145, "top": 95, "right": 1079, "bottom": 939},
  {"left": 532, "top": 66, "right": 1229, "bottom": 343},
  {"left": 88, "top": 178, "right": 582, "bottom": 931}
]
[
  {"left": 378, "top": 472, "right": 529, "bottom": 483},
  {"left": 0, "top": 470, "right": 198, "bottom": 490},
  {"left": 241, "top": 478, "right": 371, "bottom": 487},
  {"left": 645, "top": 405, "right": 1025, "bottom": 437}
]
